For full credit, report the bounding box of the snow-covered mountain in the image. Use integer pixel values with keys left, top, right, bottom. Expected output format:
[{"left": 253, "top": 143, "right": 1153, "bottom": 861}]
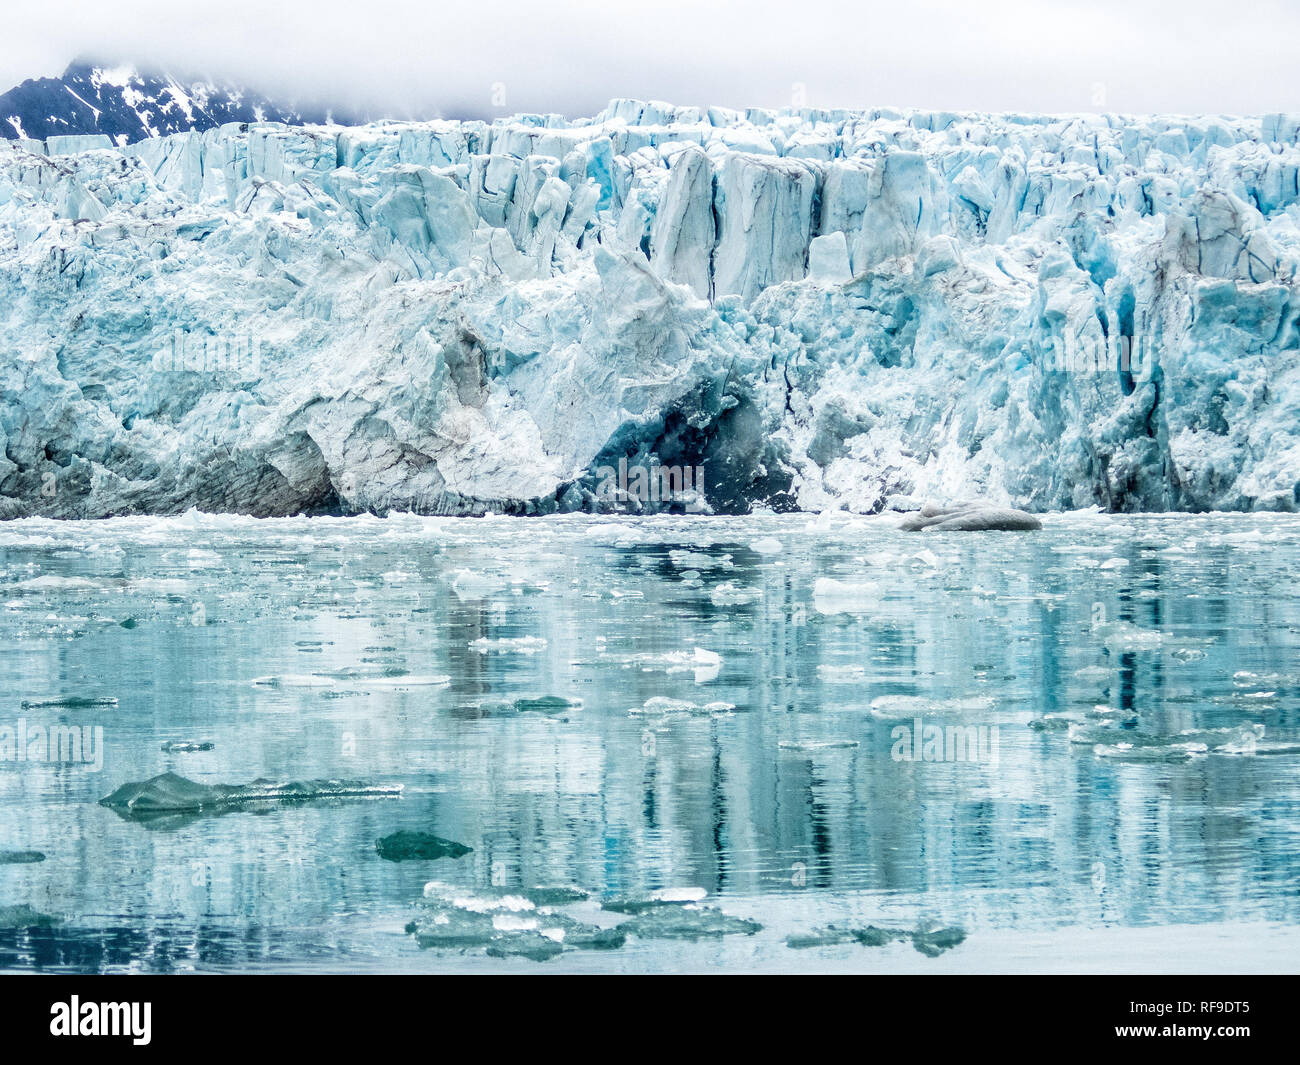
[
  {"left": 1, "top": 100, "right": 1298, "bottom": 517},
  {"left": 0, "top": 61, "right": 356, "bottom": 145}
]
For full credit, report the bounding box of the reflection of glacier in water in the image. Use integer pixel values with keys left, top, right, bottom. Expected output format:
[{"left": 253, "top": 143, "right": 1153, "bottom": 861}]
[{"left": 1, "top": 510, "right": 1299, "bottom": 972}]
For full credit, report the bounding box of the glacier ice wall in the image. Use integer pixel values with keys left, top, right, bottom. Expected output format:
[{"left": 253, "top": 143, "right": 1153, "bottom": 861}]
[{"left": 1, "top": 100, "right": 1299, "bottom": 517}]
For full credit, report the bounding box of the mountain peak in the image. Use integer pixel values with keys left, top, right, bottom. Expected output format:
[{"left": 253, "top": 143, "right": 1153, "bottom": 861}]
[{"left": 0, "top": 60, "right": 351, "bottom": 144}]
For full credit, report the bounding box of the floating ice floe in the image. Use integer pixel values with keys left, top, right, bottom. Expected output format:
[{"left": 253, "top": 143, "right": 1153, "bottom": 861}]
[
  {"left": 451, "top": 569, "right": 508, "bottom": 598},
  {"left": 816, "top": 664, "right": 868, "bottom": 681},
  {"left": 251, "top": 674, "right": 338, "bottom": 688},
  {"left": 1092, "top": 741, "right": 1209, "bottom": 762},
  {"left": 869, "top": 694, "right": 996, "bottom": 720},
  {"left": 0, "top": 905, "right": 60, "bottom": 929},
  {"left": 900, "top": 503, "right": 1041, "bottom": 532},
  {"left": 601, "top": 887, "right": 710, "bottom": 913},
  {"left": 1094, "top": 621, "right": 1166, "bottom": 652},
  {"left": 0, "top": 851, "right": 46, "bottom": 864},
  {"left": 708, "top": 581, "right": 761, "bottom": 606},
  {"left": 669, "top": 550, "right": 733, "bottom": 571},
  {"left": 615, "top": 906, "right": 762, "bottom": 941},
  {"left": 99, "top": 772, "right": 402, "bottom": 822},
  {"left": 375, "top": 831, "right": 472, "bottom": 861},
  {"left": 788, "top": 922, "right": 967, "bottom": 957},
  {"left": 813, "top": 577, "right": 879, "bottom": 615},
  {"left": 470, "top": 636, "right": 548, "bottom": 655},
  {"left": 408, "top": 883, "right": 624, "bottom": 959},
  {"left": 605, "top": 646, "right": 722, "bottom": 684},
  {"left": 361, "top": 674, "right": 451, "bottom": 687},
  {"left": 628, "top": 696, "right": 735, "bottom": 717},
  {"left": 1068, "top": 723, "right": 1264, "bottom": 749},
  {"left": 19, "top": 696, "right": 118, "bottom": 709}
]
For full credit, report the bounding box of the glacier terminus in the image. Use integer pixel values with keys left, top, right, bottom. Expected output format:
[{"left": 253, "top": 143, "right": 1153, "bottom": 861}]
[{"left": 2, "top": 99, "right": 1299, "bottom": 518}]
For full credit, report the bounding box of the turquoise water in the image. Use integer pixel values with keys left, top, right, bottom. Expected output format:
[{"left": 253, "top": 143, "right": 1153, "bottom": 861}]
[{"left": 1, "top": 511, "right": 1298, "bottom": 972}]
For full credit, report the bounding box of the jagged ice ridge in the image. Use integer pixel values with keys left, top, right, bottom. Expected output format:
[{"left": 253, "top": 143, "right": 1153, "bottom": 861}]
[{"left": 2, "top": 99, "right": 1299, "bottom": 517}]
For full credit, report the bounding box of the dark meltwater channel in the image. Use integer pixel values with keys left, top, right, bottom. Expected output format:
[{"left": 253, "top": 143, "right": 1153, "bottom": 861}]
[{"left": 1, "top": 512, "right": 1298, "bottom": 972}]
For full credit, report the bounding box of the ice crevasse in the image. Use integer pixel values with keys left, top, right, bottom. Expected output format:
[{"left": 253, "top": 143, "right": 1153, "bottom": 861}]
[{"left": 1, "top": 99, "right": 1298, "bottom": 517}]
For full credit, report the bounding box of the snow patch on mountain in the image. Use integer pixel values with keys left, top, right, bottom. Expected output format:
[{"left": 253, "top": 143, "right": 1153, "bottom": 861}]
[{"left": 0, "top": 61, "right": 356, "bottom": 146}]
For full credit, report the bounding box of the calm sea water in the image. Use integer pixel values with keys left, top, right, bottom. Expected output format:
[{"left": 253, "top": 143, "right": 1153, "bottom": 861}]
[{"left": 1, "top": 511, "right": 1298, "bottom": 972}]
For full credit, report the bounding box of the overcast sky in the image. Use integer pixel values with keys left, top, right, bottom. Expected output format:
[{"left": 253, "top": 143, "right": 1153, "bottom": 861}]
[{"left": 4, "top": 0, "right": 1298, "bottom": 119}]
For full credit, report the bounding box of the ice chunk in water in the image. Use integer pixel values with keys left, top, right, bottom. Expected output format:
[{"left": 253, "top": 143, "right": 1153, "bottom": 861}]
[
  {"left": 788, "top": 921, "right": 965, "bottom": 955},
  {"left": 911, "top": 923, "right": 968, "bottom": 957},
  {"left": 1093, "top": 742, "right": 1209, "bottom": 762},
  {"left": 817, "top": 664, "right": 867, "bottom": 681},
  {"left": 451, "top": 569, "right": 508, "bottom": 598},
  {"left": 869, "top": 694, "right": 996, "bottom": 719},
  {"left": 251, "top": 674, "right": 337, "bottom": 688},
  {"left": 519, "top": 885, "right": 590, "bottom": 906},
  {"left": 362, "top": 674, "right": 452, "bottom": 688},
  {"left": 709, "top": 581, "right": 761, "bottom": 606},
  {"left": 100, "top": 772, "right": 402, "bottom": 821},
  {"left": 485, "top": 932, "right": 566, "bottom": 961},
  {"left": 629, "top": 696, "right": 735, "bottom": 717},
  {"left": 813, "top": 578, "right": 879, "bottom": 615},
  {"left": 1095, "top": 622, "right": 1165, "bottom": 652},
  {"left": 0, "top": 904, "right": 60, "bottom": 929},
  {"left": 1068, "top": 723, "right": 1263, "bottom": 751},
  {"left": 601, "top": 887, "right": 709, "bottom": 913},
  {"left": 900, "top": 503, "right": 1041, "bottom": 532},
  {"left": 20, "top": 696, "right": 117, "bottom": 710},
  {"left": 0, "top": 850, "right": 46, "bottom": 864},
  {"left": 405, "top": 907, "right": 497, "bottom": 949},
  {"left": 616, "top": 906, "right": 762, "bottom": 940},
  {"left": 376, "top": 831, "right": 472, "bottom": 861},
  {"left": 407, "top": 886, "right": 623, "bottom": 958},
  {"left": 470, "top": 636, "right": 548, "bottom": 655},
  {"left": 786, "top": 927, "right": 859, "bottom": 949}
]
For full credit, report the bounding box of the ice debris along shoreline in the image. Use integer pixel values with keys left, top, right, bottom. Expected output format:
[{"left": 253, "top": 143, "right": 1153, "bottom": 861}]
[{"left": 2, "top": 102, "right": 1300, "bottom": 518}]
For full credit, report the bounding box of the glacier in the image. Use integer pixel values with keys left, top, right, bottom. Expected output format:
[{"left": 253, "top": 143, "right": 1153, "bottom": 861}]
[{"left": 1, "top": 99, "right": 1299, "bottom": 518}]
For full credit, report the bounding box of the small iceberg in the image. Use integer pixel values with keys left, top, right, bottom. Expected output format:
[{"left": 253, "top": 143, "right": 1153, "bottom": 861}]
[
  {"left": 406, "top": 885, "right": 624, "bottom": 959},
  {"left": 601, "top": 887, "right": 709, "bottom": 914},
  {"left": 786, "top": 921, "right": 966, "bottom": 956},
  {"left": 900, "top": 502, "right": 1041, "bottom": 532},
  {"left": 628, "top": 696, "right": 735, "bottom": 718},
  {"left": 470, "top": 636, "right": 548, "bottom": 655},
  {"left": 0, "top": 904, "right": 60, "bottom": 929},
  {"left": 99, "top": 772, "right": 402, "bottom": 822},
  {"left": 0, "top": 850, "right": 46, "bottom": 864},
  {"left": 375, "top": 831, "right": 472, "bottom": 862},
  {"left": 20, "top": 696, "right": 118, "bottom": 710},
  {"left": 616, "top": 906, "right": 762, "bottom": 940}
]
